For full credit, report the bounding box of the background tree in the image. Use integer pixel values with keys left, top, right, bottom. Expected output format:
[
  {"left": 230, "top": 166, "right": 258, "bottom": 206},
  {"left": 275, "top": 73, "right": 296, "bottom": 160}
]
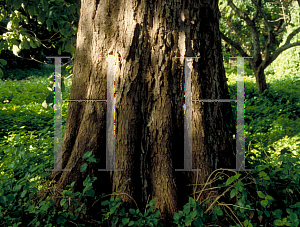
[
  {"left": 219, "top": 0, "right": 300, "bottom": 94},
  {"left": 0, "top": 0, "right": 79, "bottom": 73},
  {"left": 43, "top": 0, "right": 236, "bottom": 225}
]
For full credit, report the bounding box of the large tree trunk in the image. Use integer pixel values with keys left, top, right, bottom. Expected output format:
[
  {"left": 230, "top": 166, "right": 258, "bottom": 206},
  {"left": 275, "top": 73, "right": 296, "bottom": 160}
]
[
  {"left": 45, "top": 0, "right": 236, "bottom": 225},
  {"left": 252, "top": 65, "right": 269, "bottom": 94}
]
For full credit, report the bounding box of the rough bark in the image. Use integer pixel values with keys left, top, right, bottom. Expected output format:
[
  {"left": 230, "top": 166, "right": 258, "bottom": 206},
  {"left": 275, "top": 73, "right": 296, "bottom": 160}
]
[
  {"left": 44, "top": 0, "right": 236, "bottom": 225},
  {"left": 252, "top": 66, "right": 269, "bottom": 94}
]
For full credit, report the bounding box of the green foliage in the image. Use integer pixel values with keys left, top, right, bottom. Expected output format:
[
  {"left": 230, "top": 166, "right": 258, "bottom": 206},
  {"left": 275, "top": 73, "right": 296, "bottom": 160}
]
[
  {"left": 0, "top": 57, "right": 300, "bottom": 226},
  {"left": 0, "top": 0, "right": 79, "bottom": 71},
  {"left": 0, "top": 66, "right": 71, "bottom": 144},
  {"left": 219, "top": 0, "right": 297, "bottom": 57}
]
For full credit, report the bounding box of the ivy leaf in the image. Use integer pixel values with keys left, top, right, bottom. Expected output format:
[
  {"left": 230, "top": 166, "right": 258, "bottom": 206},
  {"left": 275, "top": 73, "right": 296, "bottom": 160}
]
[
  {"left": 83, "top": 150, "right": 93, "bottom": 159},
  {"left": 28, "top": 6, "right": 34, "bottom": 18},
  {"left": 189, "top": 197, "right": 196, "bottom": 207},
  {"left": 46, "top": 19, "right": 53, "bottom": 31},
  {"left": 22, "top": 40, "right": 30, "bottom": 49},
  {"left": 257, "top": 191, "right": 265, "bottom": 199},
  {"left": 80, "top": 163, "right": 88, "bottom": 172},
  {"left": 261, "top": 200, "right": 268, "bottom": 208},
  {"left": 0, "top": 59, "right": 7, "bottom": 66},
  {"left": 38, "top": 14, "right": 45, "bottom": 25},
  {"left": 29, "top": 40, "right": 37, "bottom": 48},
  {"left": 11, "top": 39, "right": 19, "bottom": 46},
  {"left": 230, "top": 188, "right": 237, "bottom": 198},
  {"left": 122, "top": 218, "right": 129, "bottom": 225},
  {"left": 148, "top": 198, "right": 156, "bottom": 207},
  {"left": 13, "top": 0, "right": 22, "bottom": 9},
  {"left": 129, "top": 208, "right": 135, "bottom": 215},
  {"left": 128, "top": 221, "right": 135, "bottom": 226}
]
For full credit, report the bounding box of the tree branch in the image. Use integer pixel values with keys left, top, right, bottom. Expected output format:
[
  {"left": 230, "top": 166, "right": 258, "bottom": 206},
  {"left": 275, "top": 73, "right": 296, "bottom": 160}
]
[
  {"left": 251, "top": 0, "right": 272, "bottom": 31},
  {"left": 252, "top": 0, "right": 261, "bottom": 22},
  {"left": 275, "top": 21, "right": 289, "bottom": 35},
  {"left": 226, "top": 21, "right": 250, "bottom": 50},
  {"left": 220, "top": 31, "right": 250, "bottom": 58},
  {"left": 227, "top": 0, "right": 261, "bottom": 62},
  {"left": 250, "top": 0, "right": 276, "bottom": 65},
  {"left": 285, "top": 26, "right": 300, "bottom": 44},
  {"left": 263, "top": 41, "right": 300, "bottom": 69}
]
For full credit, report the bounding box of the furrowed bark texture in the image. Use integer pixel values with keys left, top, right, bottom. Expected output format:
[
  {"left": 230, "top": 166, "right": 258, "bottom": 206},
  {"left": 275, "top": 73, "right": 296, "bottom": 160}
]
[{"left": 48, "top": 0, "right": 236, "bottom": 225}]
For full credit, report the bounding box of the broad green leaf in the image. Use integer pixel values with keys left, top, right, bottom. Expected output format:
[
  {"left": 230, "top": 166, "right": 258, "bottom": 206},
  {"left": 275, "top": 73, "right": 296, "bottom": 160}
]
[
  {"left": 57, "top": 216, "right": 66, "bottom": 224},
  {"left": 173, "top": 213, "right": 180, "bottom": 221},
  {"left": 87, "top": 189, "right": 95, "bottom": 197},
  {"left": 46, "top": 19, "right": 53, "bottom": 31},
  {"left": 122, "top": 218, "right": 129, "bottom": 225},
  {"left": 183, "top": 203, "right": 191, "bottom": 214},
  {"left": 13, "top": 0, "right": 22, "bottom": 9},
  {"left": 190, "top": 210, "right": 197, "bottom": 219},
  {"left": 0, "top": 59, "right": 7, "bottom": 66},
  {"left": 226, "top": 176, "right": 235, "bottom": 185},
  {"left": 185, "top": 215, "right": 192, "bottom": 226},
  {"left": 264, "top": 210, "right": 270, "bottom": 217},
  {"left": 60, "top": 199, "right": 67, "bottom": 207},
  {"left": 29, "top": 40, "right": 37, "bottom": 48},
  {"left": 230, "top": 189, "right": 237, "bottom": 198},
  {"left": 41, "top": 204, "right": 49, "bottom": 211},
  {"left": 149, "top": 198, "right": 156, "bottom": 207},
  {"left": 112, "top": 216, "right": 118, "bottom": 226},
  {"left": 28, "top": 6, "right": 34, "bottom": 18},
  {"left": 128, "top": 221, "right": 135, "bottom": 226},
  {"left": 257, "top": 191, "right": 265, "bottom": 199},
  {"left": 21, "top": 190, "right": 27, "bottom": 197},
  {"left": 38, "top": 14, "right": 45, "bottom": 25},
  {"left": 80, "top": 163, "right": 88, "bottom": 172},
  {"left": 265, "top": 195, "right": 273, "bottom": 200},
  {"left": 129, "top": 208, "right": 135, "bottom": 214},
  {"left": 189, "top": 197, "right": 196, "bottom": 207},
  {"left": 11, "top": 39, "right": 19, "bottom": 46},
  {"left": 83, "top": 150, "right": 93, "bottom": 159},
  {"left": 71, "top": 199, "right": 79, "bottom": 206},
  {"left": 22, "top": 40, "right": 30, "bottom": 49},
  {"left": 274, "top": 219, "right": 284, "bottom": 225},
  {"left": 261, "top": 200, "right": 268, "bottom": 208}
]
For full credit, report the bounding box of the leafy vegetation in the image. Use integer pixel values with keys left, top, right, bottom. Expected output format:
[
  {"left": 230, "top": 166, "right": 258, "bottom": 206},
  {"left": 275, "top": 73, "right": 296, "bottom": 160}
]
[
  {"left": 219, "top": 0, "right": 300, "bottom": 93},
  {"left": 0, "top": 0, "right": 299, "bottom": 226},
  {"left": 0, "top": 39, "right": 299, "bottom": 226}
]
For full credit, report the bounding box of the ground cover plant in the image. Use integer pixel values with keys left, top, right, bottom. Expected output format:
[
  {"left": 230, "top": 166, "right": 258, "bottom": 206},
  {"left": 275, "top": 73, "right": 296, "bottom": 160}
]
[{"left": 0, "top": 54, "right": 299, "bottom": 226}]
